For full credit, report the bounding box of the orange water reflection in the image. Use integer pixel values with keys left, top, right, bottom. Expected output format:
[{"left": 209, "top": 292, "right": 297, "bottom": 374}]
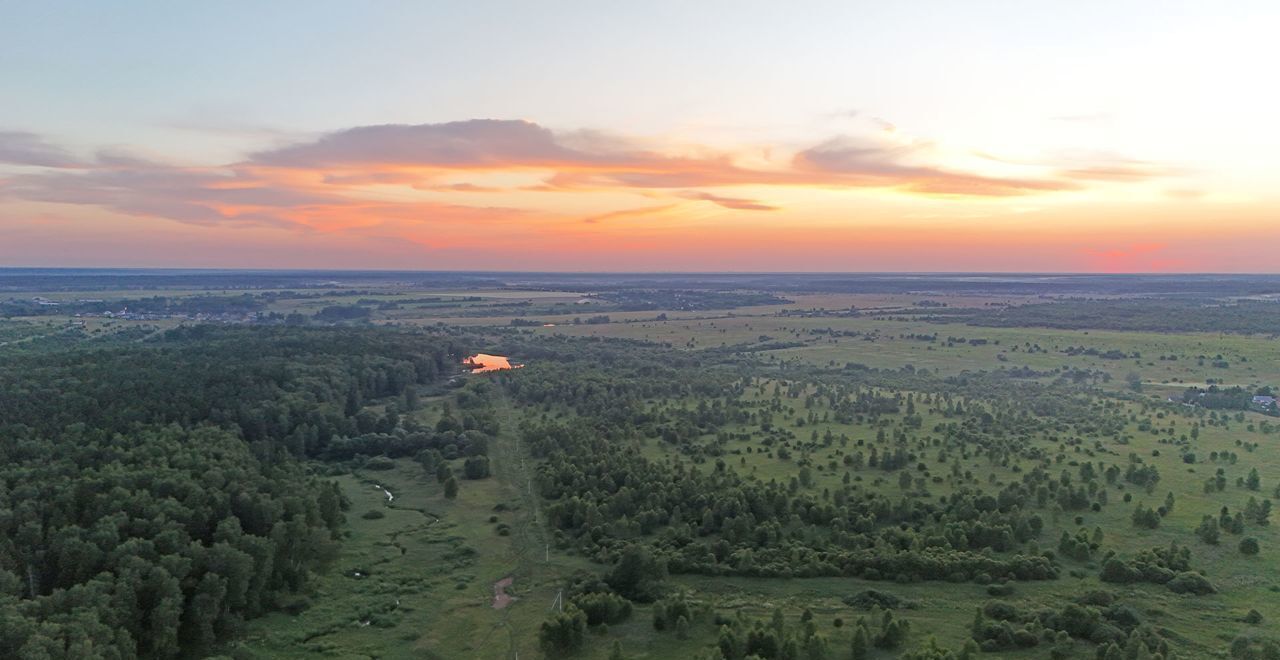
[{"left": 463, "top": 353, "right": 519, "bottom": 373}]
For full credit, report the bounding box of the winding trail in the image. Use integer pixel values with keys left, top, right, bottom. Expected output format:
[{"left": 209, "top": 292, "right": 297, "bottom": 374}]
[
  {"left": 475, "top": 391, "right": 558, "bottom": 660},
  {"left": 351, "top": 393, "right": 552, "bottom": 659}
]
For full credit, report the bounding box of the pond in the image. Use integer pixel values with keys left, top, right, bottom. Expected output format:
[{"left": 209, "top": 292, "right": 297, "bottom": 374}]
[{"left": 463, "top": 353, "right": 519, "bottom": 373}]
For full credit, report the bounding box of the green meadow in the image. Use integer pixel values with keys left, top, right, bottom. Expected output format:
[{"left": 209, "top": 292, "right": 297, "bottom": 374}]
[{"left": 233, "top": 296, "right": 1278, "bottom": 658}]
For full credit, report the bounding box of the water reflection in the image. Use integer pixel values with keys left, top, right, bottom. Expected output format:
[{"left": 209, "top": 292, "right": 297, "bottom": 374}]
[{"left": 463, "top": 353, "right": 519, "bottom": 373}]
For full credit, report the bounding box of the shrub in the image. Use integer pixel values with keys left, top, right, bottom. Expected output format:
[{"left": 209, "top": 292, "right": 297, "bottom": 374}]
[
  {"left": 1012, "top": 629, "right": 1040, "bottom": 648},
  {"left": 1100, "top": 558, "right": 1137, "bottom": 584},
  {"left": 463, "top": 455, "right": 491, "bottom": 479},
  {"left": 1166, "top": 572, "right": 1216, "bottom": 595},
  {"left": 571, "top": 592, "right": 633, "bottom": 626},
  {"left": 986, "top": 583, "right": 1015, "bottom": 597},
  {"left": 1076, "top": 590, "right": 1114, "bottom": 607},
  {"left": 982, "top": 601, "right": 1020, "bottom": 621},
  {"left": 843, "top": 589, "right": 917, "bottom": 610},
  {"left": 539, "top": 606, "right": 588, "bottom": 654},
  {"left": 605, "top": 545, "right": 667, "bottom": 603},
  {"left": 363, "top": 455, "right": 396, "bottom": 470}
]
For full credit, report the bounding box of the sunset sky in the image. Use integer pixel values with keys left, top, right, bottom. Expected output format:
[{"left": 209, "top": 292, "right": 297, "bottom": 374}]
[{"left": 2, "top": 1, "right": 1277, "bottom": 272}]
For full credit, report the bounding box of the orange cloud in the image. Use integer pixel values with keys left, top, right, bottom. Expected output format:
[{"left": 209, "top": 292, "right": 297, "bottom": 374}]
[
  {"left": 247, "top": 119, "right": 1096, "bottom": 198},
  {"left": 677, "top": 190, "right": 778, "bottom": 211},
  {"left": 0, "top": 155, "right": 528, "bottom": 233},
  {"left": 793, "top": 138, "right": 1078, "bottom": 196},
  {"left": 1057, "top": 163, "right": 1178, "bottom": 182},
  {"left": 978, "top": 151, "right": 1179, "bottom": 185},
  {"left": 415, "top": 182, "right": 503, "bottom": 193},
  {"left": 0, "top": 119, "right": 1201, "bottom": 267},
  {"left": 582, "top": 204, "right": 679, "bottom": 224}
]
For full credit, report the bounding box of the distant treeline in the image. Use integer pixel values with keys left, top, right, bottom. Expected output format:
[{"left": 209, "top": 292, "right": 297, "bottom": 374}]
[
  {"left": 595, "top": 289, "right": 792, "bottom": 311},
  {"left": 6, "top": 269, "right": 1280, "bottom": 297},
  {"left": 0, "top": 294, "right": 269, "bottom": 317},
  {"left": 906, "top": 299, "right": 1280, "bottom": 334},
  {"left": 312, "top": 305, "right": 372, "bottom": 322},
  {"left": 0, "top": 269, "right": 506, "bottom": 292},
  {"left": 0, "top": 289, "right": 496, "bottom": 318}
]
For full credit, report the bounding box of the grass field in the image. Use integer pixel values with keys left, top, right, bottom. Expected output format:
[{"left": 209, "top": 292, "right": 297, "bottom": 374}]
[
  {"left": 219, "top": 289, "right": 1280, "bottom": 658},
  {"left": 12, "top": 280, "right": 1274, "bottom": 658},
  {"left": 620, "top": 378, "right": 1279, "bottom": 657},
  {"left": 518, "top": 314, "right": 1280, "bottom": 393},
  {"left": 238, "top": 392, "right": 593, "bottom": 659}
]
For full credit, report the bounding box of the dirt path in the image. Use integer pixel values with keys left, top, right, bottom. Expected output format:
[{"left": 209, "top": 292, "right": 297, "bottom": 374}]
[
  {"left": 478, "top": 391, "right": 561, "bottom": 659},
  {"left": 492, "top": 576, "right": 515, "bottom": 609}
]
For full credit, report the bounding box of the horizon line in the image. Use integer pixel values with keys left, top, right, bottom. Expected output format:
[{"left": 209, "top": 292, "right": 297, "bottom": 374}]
[{"left": 2, "top": 266, "right": 1280, "bottom": 277}]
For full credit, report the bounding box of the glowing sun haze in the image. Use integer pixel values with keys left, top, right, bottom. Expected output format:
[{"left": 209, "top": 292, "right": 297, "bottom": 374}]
[{"left": 2, "top": 1, "right": 1278, "bottom": 272}]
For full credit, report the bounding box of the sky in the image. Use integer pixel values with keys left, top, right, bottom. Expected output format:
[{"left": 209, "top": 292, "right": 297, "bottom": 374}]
[{"left": 1, "top": 1, "right": 1278, "bottom": 272}]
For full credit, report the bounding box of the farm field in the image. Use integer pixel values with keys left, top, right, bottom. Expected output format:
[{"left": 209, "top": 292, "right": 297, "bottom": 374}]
[{"left": 524, "top": 315, "right": 1280, "bottom": 393}]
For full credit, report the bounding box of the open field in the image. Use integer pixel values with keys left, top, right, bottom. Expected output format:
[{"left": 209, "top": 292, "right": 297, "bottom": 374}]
[
  {"left": 518, "top": 315, "right": 1280, "bottom": 392},
  {"left": 240, "top": 394, "right": 595, "bottom": 659},
  {"left": 617, "top": 378, "right": 1279, "bottom": 656},
  {"left": 6, "top": 273, "right": 1280, "bottom": 659}
]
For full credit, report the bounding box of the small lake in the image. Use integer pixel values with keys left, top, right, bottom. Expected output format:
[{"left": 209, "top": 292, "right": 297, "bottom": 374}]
[{"left": 463, "top": 353, "right": 519, "bottom": 373}]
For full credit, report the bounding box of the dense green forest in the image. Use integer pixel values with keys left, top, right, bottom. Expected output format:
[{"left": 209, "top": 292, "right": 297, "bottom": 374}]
[{"left": 0, "top": 327, "right": 473, "bottom": 658}]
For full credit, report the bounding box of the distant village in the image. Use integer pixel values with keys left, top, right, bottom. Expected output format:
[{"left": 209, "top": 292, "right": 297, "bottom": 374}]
[
  {"left": 24, "top": 296, "right": 269, "bottom": 324},
  {"left": 1171, "top": 387, "right": 1279, "bottom": 416}
]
